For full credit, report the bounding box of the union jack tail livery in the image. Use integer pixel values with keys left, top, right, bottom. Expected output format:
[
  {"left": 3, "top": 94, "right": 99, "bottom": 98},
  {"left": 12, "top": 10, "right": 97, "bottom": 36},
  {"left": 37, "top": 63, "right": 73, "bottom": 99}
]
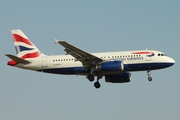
[
  {"left": 5, "top": 30, "right": 46, "bottom": 66},
  {"left": 11, "top": 29, "right": 44, "bottom": 58}
]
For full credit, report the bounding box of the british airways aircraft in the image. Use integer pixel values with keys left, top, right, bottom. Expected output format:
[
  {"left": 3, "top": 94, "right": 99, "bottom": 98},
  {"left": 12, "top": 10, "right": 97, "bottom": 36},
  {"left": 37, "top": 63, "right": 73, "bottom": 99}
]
[{"left": 5, "top": 29, "right": 175, "bottom": 88}]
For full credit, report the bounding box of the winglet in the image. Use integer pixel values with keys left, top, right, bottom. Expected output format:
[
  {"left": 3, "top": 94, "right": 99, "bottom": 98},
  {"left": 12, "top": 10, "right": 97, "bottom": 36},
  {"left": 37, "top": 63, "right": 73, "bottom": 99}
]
[
  {"left": 54, "top": 39, "right": 65, "bottom": 44},
  {"left": 54, "top": 39, "right": 59, "bottom": 44}
]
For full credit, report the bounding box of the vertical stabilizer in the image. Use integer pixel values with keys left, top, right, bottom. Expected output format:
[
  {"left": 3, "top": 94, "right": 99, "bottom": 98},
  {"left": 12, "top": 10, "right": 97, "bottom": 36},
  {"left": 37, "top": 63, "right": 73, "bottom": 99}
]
[{"left": 11, "top": 29, "right": 45, "bottom": 59}]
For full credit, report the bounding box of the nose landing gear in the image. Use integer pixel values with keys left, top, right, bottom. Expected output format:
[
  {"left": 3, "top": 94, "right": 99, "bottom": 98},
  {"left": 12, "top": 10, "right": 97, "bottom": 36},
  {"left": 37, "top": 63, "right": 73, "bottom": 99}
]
[{"left": 147, "top": 71, "right": 152, "bottom": 81}]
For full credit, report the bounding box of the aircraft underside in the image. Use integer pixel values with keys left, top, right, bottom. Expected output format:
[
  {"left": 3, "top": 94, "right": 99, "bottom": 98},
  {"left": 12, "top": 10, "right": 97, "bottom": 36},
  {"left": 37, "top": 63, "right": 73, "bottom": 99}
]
[{"left": 39, "top": 62, "right": 173, "bottom": 75}]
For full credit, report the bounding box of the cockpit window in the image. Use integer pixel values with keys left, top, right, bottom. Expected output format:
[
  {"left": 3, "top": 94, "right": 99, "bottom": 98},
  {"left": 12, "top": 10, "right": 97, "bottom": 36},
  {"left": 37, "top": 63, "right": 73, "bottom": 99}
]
[{"left": 158, "top": 53, "right": 167, "bottom": 56}]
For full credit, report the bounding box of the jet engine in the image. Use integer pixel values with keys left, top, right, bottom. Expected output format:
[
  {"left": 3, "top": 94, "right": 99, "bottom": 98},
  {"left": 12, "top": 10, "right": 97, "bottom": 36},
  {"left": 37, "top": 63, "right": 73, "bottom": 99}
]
[
  {"left": 105, "top": 73, "right": 131, "bottom": 83},
  {"left": 96, "top": 61, "right": 124, "bottom": 72}
]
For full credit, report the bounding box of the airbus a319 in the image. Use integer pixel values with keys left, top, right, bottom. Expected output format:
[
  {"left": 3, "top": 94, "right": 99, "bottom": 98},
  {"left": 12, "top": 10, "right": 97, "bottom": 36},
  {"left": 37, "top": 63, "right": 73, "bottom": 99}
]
[{"left": 5, "top": 30, "right": 175, "bottom": 88}]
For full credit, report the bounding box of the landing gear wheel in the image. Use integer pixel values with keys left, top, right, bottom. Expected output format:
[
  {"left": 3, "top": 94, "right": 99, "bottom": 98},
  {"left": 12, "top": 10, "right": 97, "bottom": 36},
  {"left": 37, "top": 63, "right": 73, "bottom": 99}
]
[
  {"left": 87, "top": 75, "right": 94, "bottom": 82},
  {"left": 148, "top": 77, "right": 152, "bottom": 81},
  {"left": 147, "top": 71, "right": 152, "bottom": 81},
  {"left": 94, "top": 82, "right": 101, "bottom": 89}
]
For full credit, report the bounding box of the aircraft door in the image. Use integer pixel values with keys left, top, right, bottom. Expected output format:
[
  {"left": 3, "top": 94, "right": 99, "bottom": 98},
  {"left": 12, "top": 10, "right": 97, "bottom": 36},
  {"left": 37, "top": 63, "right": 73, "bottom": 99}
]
[
  {"left": 145, "top": 54, "right": 152, "bottom": 61},
  {"left": 41, "top": 56, "right": 47, "bottom": 68},
  {"left": 145, "top": 56, "right": 151, "bottom": 61}
]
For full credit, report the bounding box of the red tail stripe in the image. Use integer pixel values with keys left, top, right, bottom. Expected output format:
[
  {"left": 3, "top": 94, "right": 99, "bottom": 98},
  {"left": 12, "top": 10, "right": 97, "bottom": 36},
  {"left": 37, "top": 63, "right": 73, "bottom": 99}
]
[
  {"left": 8, "top": 60, "right": 18, "bottom": 66},
  {"left": 21, "top": 52, "right": 40, "bottom": 59},
  {"left": 132, "top": 52, "right": 154, "bottom": 54},
  {"left": 12, "top": 34, "right": 33, "bottom": 46}
]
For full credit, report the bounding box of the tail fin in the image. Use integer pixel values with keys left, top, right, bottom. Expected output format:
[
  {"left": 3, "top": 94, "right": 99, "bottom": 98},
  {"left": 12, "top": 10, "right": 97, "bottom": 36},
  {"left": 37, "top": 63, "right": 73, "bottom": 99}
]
[{"left": 11, "top": 29, "right": 45, "bottom": 59}]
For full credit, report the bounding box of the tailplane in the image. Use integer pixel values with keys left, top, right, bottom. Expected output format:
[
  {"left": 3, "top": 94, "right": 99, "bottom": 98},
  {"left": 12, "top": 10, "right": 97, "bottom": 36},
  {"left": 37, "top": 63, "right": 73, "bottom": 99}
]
[
  {"left": 11, "top": 29, "right": 45, "bottom": 59},
  {"left": 5, "top": 54, "right": 30, "bottom": 66}
]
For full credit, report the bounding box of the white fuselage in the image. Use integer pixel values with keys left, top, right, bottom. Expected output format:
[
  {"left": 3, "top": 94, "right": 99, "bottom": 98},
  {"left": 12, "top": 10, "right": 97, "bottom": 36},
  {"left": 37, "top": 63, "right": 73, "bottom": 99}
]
[{"left": 15, "top": 50, "right": 175, "bottom": 76}]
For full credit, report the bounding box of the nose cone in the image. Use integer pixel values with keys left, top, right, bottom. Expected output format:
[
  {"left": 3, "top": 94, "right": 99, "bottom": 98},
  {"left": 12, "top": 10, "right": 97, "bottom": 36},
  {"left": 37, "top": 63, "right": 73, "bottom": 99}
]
[{"left": 167, "top": 57, "right": 175, "bottom": 67}]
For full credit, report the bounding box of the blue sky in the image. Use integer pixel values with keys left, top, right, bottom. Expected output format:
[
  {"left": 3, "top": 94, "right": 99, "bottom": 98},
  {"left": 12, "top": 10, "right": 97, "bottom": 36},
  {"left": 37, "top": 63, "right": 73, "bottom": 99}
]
[{"left": 0, "top": 0, "right": 179, "bottom": 120}]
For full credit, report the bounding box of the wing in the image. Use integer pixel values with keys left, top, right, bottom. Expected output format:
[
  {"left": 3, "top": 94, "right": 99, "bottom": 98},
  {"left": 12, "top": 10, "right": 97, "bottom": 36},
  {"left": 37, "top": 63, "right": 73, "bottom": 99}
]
[{"left": 55, "top": 40, "right": 102, "bottom": 70}]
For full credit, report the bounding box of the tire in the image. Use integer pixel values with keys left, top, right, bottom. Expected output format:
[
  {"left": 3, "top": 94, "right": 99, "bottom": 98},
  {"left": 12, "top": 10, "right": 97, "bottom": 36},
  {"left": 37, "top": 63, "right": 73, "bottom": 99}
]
[{"left": 94, "top": 82, "right": 101, "bottom": 89}]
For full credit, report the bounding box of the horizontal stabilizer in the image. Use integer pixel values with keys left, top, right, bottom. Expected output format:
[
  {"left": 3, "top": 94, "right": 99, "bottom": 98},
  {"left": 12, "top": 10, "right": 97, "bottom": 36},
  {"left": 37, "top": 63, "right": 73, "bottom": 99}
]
[{"left": 5, "top": 54, "right": 30, "bottom": 64}]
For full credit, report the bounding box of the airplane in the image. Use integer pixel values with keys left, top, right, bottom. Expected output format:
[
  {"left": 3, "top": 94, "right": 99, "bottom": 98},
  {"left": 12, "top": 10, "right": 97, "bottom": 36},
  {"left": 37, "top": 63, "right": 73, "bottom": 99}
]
[{"left": 5, "top": 29, "right": 175, "bottom": 89}]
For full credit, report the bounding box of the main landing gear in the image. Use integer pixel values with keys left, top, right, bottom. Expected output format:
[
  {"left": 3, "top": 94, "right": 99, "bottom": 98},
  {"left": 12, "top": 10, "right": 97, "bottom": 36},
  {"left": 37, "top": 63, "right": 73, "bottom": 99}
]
[
  {"left": 94, "top": 76, "right": 102, "bottom": 89},
  {"left": 94, "top": 82, "right": 101, "bottom": 89},
  {"left": 87, "top": 74, "right": 102, "bottom": 89},
  {"left": 87, "top": 74, "right": 94, "bottom": 82},
  {"left": 147, "top": 70, "right": 152, "bottom": 81}
]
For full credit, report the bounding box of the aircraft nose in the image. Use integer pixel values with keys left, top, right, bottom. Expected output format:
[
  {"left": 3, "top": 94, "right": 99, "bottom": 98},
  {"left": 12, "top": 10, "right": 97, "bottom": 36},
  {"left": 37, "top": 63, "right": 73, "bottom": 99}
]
[{"left": 167, "top": 57, "right": 175, "bottom": 66}]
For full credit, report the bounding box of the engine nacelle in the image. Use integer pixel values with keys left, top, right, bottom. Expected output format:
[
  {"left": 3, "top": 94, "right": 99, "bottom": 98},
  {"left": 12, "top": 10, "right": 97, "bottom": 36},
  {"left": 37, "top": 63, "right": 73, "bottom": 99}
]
[
  {"left": 105, "top": 73, "right": 131, "bottom": 83},
  {"left": 96, "top": 61, "right": 124, "bottom": 72}
]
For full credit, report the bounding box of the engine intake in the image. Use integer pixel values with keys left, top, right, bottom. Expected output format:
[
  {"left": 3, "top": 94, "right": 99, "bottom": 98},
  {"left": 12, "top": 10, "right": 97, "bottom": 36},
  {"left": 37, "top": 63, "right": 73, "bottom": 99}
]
[
  {"left": 105, "top": 73, "right": 131, "bottom": 83},
  {"left": 96, "top": 61, "right": 124, "bottom": 72}
]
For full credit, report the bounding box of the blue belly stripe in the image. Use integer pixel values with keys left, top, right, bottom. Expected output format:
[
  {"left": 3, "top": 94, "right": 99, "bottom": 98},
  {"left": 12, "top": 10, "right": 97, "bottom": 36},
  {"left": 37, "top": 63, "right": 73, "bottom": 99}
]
[{"left": 38, "top": 62, "right": 174, "bottom": 75}]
